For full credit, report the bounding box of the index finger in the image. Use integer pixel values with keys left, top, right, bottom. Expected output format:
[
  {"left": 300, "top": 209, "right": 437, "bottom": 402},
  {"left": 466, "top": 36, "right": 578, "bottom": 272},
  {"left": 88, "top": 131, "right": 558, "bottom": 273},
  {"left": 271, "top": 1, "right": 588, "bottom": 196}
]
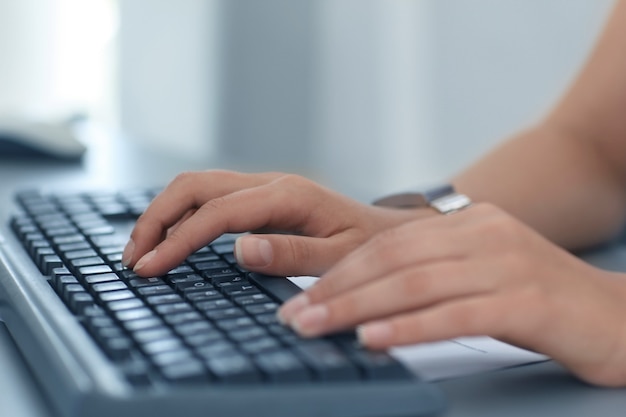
[
  {"left": 125, "top": 170, "right": 279, "bottom": 267},
  {"left": 130, "top": 175, "right": 328, "bottom": 276}
]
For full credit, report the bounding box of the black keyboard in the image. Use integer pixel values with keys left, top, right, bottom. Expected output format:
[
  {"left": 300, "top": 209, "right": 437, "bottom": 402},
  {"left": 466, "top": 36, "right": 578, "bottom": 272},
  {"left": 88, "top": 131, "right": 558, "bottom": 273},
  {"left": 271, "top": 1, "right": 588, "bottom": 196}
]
[{"left": 0, "top": 188, "right": 445, "bottom": 417}]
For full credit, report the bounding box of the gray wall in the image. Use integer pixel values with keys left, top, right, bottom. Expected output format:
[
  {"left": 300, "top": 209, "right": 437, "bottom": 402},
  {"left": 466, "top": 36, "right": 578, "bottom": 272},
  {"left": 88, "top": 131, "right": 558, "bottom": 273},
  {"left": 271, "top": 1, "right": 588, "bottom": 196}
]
[{"left": 117, "top": 0, "right": 616, "bottom": 199}]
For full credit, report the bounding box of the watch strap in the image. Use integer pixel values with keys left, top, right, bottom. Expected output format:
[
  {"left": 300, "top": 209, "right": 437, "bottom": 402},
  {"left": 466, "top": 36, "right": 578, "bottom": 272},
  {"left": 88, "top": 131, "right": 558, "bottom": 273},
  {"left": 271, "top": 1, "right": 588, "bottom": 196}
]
[{"left": 372, "top": 184, "right": 472, "bottom": 215}]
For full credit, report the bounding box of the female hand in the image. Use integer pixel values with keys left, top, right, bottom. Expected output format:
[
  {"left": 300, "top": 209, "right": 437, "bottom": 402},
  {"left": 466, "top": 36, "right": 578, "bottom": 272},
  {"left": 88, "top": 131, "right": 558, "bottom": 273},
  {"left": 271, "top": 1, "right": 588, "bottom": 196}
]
[
  {"left": 278, "top": 203, "right": 626, "bottom": 387},
  {"left": 123, "top": 170, "right": 425, "bottom": 278}
]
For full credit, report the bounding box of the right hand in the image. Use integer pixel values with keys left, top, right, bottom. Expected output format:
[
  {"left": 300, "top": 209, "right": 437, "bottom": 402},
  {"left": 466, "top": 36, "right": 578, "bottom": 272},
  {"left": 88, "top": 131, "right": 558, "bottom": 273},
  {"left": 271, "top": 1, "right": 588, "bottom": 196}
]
[{"left": 123, "top": 170, "right": 428, "bottom": 278}]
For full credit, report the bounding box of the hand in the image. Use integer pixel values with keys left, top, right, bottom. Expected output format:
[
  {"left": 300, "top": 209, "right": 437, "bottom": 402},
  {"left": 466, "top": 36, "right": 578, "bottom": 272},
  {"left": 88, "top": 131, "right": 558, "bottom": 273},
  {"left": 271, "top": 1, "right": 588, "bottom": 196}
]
[
  {"left": 123, "top": 170, "right": 425, "bottom": 277},
  {"left": 278, "top": 203, "right": 626, "bottom": 387}
]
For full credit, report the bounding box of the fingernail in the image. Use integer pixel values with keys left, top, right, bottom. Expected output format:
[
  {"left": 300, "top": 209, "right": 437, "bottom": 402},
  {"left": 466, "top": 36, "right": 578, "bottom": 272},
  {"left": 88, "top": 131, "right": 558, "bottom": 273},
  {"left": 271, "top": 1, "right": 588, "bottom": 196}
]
[
  {"left": 134, "top": 249, "right": 157, "bottom": 272},
  {"left": 121, "top": 239, "right": 135, "bottom": 267},
  {"left": 291, "top": 304, "right": 329, "bottom": 337},
  {"left": 357, "top": 321, "right": 393, "bottom": 347},
  {"left": 235, "top": 236, "right": 273, "bottom": 268},
  {"left": 277, "top": 293, "right": 310, "bottom": 324}
]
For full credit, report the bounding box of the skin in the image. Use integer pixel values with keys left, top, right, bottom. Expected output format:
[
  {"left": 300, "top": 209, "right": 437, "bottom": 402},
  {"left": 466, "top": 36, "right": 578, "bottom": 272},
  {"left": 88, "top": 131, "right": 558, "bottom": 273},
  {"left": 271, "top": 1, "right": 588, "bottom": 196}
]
[{"left": 124, "top": 0, "right": 626, "bottom": 387}]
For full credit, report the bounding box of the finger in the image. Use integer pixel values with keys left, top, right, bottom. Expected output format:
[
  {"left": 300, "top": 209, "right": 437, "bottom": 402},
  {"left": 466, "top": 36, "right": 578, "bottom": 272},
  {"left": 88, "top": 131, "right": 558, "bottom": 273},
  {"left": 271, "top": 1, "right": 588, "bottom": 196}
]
[
  {"left": 282, "top": 212, "right": 476, "bottom": 318},
  {"left": 357, "top": 295, "right": 509, "bottom": 349},
  {"left": 166, "top": 208, "right": 197, "bottom": 238},
  {"left": 286, "top": 260, "right": 496, "bottom": 337},
  {"left": 132, "top": 177, "right": 330, "bottom": 276},
  {"left": 234, "top": 231, "right": 358, "bottom": 277},
  {"left": 126, "top": 170, "right": 278, "bottom": 267}
]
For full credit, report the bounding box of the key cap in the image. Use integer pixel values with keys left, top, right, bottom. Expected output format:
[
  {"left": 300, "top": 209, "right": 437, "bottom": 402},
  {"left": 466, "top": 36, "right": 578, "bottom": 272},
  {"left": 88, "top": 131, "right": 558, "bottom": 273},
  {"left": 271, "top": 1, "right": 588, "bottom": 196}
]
[
  {"left": 92, "top": 280, "right": 128, "bottom": 293},
  {"left": 292, "top": 341, "right": 360, "bottom": 381},
  {"left": 41, "top": 254, "right": 64, "bottom": 275},
  {"left": 253, "top": 349, "right": 311, "bottom": 382},
  {"left": 205, "top": 353, "right": 261, "bottom": 383},
  {"left": 160, "top": 359, "right": 209, "bottom": 384}
]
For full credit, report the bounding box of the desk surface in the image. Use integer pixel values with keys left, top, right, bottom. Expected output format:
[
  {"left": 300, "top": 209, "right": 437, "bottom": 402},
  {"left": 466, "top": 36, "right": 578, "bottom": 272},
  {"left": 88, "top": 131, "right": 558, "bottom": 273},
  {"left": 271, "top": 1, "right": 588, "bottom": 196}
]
[{"left": 1, "top": 129, "right": 626, "bottom": 417}]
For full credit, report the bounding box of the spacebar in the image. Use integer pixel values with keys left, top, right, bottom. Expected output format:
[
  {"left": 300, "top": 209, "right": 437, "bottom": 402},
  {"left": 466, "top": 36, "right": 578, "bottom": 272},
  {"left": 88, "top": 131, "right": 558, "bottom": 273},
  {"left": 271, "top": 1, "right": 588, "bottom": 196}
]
[{"left": 247, "top": 273, "right": 302, "bottom": 303}]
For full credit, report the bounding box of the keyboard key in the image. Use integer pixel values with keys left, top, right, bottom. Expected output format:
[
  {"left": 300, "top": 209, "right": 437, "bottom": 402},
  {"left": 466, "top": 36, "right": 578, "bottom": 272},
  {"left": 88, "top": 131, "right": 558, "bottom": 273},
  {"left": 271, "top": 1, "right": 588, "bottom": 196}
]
[
  {"left": 141, "top": 338, "right": 185, "bottom": 356},
  {"left": 41, "top": 254, "right": 64, "bottom": 275},
  {"left": 54, "top": 275, "right": 79, "bottom": 294},
  {"left": 253, "top": 350, "right": 311, "bottom": 382},
  {"left": 163, "top": 311, "right": 204, "bottom": 326},
  {"left": 137, "top": 285, "right": 174, "bottom": 297},
  {"left": 84, "top": 273, "right": 120, "bottom": 285},
  {"left": 183, "top": 331, "right": 225, "bottom": 348},
  {"left": 70, "top": 256, "right": 106, "bottom": 268},
  {"left": 145, "top": 293, "right": 183, "bottom": 306},
  {"left": 205, "top": 353, "right": 261, "bottom": 383},
  {"left": 129, "top": 277, "right": 166, "bottom": 288},
  {"left": 133, "top": 327, "right": 175, "bottom": 344},
  {"left": 64, "top": 248, "right": 98, "bottom": 260},
  {"left": 160, "top": 359, "right": 209, "bottom": 383},
  {"left": 194, "top": 299, "right": 233, "bottom": 311},
  {"left": 115, "top": 307, "right": 154, "bottom": 322},
  {"left": 292, "top": 341, "right": 360, "bottom": 381},
  {"left": 98, "top": 289, "right": 135, "bottom": 303},
  {"left": 228, "top": 326, "right": 269, "bottom": 343},
  {"left": 69, "top": 292, "right": 96, "bottom": 315},
  {"left": 79, "top": 264, "right": 113, "bottom": 276},
  {"left": 122, "top": 317, "right": 165, "bottom": 333},
  {"left": 106, "top": 298, "right": 145, "bottom": 312},
  {"left": 92, "top": 281, "right": 128, "bottom": 293},
  {"left": 187, "top": 253, "right": 220, "bottom": 263},
  {"left": 233, "top": 293, "right": 273, "bottom": 307},
  {"left": 194, "top": 340, "right": 236, "bottom": 359},
  {"left": 239, "top": 337, "right": 282, "bottom": 355},
  {"left": 184, "top": 289, "right": 221, "bottom": 302}
]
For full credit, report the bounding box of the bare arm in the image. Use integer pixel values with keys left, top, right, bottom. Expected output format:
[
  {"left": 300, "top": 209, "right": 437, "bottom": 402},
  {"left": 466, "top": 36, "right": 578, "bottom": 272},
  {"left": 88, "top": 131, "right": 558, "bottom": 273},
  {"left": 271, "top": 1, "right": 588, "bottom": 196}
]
[
  {"left": 454, "top": 0, "right": 626, "bottom": 249},
  {"left": 277, "top": 1, "right": 626, "bottom": 387}
]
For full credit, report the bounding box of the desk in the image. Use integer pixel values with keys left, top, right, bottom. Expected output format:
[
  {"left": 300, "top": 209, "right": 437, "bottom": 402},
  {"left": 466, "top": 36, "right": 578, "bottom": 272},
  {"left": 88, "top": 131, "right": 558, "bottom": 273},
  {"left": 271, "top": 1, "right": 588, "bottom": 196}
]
[{"left": 1, "top": 130, "right": 626, "bottom": 417}]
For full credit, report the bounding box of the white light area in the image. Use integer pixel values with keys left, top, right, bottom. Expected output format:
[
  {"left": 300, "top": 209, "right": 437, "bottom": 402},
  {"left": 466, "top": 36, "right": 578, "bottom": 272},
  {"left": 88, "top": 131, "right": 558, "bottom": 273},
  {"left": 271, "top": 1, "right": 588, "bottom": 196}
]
[{"left": 51, "top": 0, "right": 118, "bottom": 121}]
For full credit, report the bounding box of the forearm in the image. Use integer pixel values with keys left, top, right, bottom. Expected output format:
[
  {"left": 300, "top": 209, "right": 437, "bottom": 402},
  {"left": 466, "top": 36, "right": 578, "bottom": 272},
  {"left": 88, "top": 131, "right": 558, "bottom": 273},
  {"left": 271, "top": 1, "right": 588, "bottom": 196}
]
[
  {"left": 453, "top": 123, "right": 626, "bottom": 249},
  {"left": 453, "top": 0, "right": 626, "bottom": 250}
]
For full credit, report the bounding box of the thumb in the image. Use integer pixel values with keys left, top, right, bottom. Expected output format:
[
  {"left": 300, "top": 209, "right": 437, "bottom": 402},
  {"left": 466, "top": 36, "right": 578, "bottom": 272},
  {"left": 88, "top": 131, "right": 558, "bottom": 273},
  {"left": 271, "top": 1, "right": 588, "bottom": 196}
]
[{"left": 234, "top": 234, "right": 342, "bottom": 277}]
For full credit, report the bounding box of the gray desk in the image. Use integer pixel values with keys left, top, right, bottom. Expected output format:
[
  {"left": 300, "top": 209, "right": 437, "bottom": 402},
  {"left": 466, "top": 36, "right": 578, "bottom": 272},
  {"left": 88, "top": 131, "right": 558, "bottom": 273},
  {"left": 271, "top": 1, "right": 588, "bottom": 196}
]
[{"left": 1, "top": 131, "right": 626, "bottom": 417}]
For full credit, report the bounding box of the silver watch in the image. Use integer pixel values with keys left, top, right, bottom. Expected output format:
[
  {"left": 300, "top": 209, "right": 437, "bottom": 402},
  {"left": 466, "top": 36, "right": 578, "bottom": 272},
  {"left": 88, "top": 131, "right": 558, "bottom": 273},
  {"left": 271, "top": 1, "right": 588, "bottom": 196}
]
[{"left": 372, "top": 184, "right": 472, "bottom": 215}]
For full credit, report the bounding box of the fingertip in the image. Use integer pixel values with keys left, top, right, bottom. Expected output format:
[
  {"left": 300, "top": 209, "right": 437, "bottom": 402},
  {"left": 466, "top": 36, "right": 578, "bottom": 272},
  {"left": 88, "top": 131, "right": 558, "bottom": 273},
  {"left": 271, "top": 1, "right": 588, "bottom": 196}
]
[
  {"left": 133, "top": 249, "right": 158, "bottom": 274},
  {"left": 235, "top": 236, "right": 273, "bottom": 268},
  {"left": 357, "top": 321, "right": 393, "bottom": 348},
  {"left": 277, "top": 292, "right": 311, "bottom": 324},
  {"left": 121, "top": 239, "right": 135, "bottom": 267}
]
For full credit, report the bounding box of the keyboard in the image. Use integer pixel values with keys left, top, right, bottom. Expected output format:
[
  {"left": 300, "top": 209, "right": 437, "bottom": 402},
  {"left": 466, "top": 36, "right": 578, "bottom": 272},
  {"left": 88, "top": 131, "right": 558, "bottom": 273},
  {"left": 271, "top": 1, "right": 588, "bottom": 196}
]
[{"left": 0, "top": 188, "right": 445, "bottom": 417}]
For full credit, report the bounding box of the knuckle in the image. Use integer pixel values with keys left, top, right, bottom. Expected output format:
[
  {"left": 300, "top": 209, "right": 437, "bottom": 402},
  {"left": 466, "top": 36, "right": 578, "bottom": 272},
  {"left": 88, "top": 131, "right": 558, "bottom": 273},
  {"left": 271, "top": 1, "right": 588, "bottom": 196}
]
[
  {"left": 471, "top": 204, "right": 523, "bottom": 243},
  {"left": 273, "top": 173, "right": 315, "bottom": 191},
  {"left": 450, "top": 304, "right": 486, "bottom": 334},
  {"left": 399, "top": 268, "right": 435, "bottom": 297},
  {"left": 201, "top": 195, "right": 229, "bottom": 212},
  {"left": 286, "top": 237, "right": 312, "bottom": 267},
  {"left": 277, "top": 173, "right": 304, "bottom": 184},
  {"left": 367, "top": 227, "right": 406, "bottom": 262},
  {"left": 171, "top": 171, "right": 199, "bottom": 187}
]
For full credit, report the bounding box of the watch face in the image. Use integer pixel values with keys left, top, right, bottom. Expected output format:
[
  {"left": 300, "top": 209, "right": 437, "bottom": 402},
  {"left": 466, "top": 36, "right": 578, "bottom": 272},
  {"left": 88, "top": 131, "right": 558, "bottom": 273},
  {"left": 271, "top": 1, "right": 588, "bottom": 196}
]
[
  {"left": 373, "top": 184, "right": 471, "bottom": 212},
  {"left": 372, "top": 192, "right": 429, "bottom": 208},
  {"left": 430, "top": 193, "right": 473, "bottom": 215}
]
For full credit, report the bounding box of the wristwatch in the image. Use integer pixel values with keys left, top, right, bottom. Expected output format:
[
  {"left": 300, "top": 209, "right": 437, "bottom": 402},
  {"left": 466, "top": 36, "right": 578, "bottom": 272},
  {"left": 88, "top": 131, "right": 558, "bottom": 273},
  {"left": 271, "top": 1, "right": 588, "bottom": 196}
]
[{"left": 372, "top": 184, "right": 472, "bottom": 215}]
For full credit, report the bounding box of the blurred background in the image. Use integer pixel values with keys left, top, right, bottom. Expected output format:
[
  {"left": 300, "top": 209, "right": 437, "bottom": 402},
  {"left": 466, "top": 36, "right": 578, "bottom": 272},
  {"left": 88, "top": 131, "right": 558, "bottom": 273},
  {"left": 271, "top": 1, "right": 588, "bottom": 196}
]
[{"left": 0, "top": 0, "right": 616, "bottom": 199}]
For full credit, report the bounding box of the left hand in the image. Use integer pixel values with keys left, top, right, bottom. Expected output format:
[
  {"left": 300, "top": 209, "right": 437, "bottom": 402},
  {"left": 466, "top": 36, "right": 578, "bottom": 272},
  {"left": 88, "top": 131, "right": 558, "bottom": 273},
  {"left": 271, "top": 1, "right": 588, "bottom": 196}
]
[{"left": 278, "top": 203, "right": 626, "bottom": 387}]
